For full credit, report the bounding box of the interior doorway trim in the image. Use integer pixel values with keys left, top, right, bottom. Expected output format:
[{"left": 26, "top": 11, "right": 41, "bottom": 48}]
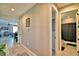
[{"left": 49, "top": 4, "right": 59, "bottom": 56}]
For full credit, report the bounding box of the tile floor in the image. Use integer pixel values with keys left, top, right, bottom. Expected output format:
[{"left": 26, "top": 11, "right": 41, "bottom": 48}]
[
  {"left": 61, "top": 44, "right": 78, "bottom": 56},
  {"left": 7, "top": 43, "right": 29, "bottom": 56},
  {"left": 7, "top": 43, "right": 78, "bottom": 56}
]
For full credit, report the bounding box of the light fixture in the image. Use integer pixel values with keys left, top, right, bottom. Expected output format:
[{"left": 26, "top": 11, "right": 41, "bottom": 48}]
[{"left": 11, "top": 8, "right": 15, "bottom": 11}]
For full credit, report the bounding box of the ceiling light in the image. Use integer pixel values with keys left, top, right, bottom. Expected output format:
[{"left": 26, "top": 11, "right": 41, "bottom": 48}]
[{"left": 11, "top": 8, "right": 15, "bottom": 11}]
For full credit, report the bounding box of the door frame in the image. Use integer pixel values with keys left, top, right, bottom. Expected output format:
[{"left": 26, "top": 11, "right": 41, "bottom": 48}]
[{"left": 49, "top": 4, "right": 59, "bottom": 56}]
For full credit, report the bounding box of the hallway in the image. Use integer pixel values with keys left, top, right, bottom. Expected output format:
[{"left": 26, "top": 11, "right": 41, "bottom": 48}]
[{"left": 0, "top": 3, "right": 79, "bottom": 56}]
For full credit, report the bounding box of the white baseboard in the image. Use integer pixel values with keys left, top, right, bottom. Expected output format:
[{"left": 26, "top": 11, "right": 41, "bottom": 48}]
[{"left": 20, "top": 44, "right": 37, "bottom": 56}]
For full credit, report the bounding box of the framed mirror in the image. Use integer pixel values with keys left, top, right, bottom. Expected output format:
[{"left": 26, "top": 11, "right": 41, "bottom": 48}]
[{"left": 26, "top": 18, "right": 30, "bottom": 27}]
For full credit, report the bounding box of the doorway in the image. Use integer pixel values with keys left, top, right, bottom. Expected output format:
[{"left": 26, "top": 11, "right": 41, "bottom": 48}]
[
  {"left": 60, "top": 9, "right": 78, "bottom": 56},
  {"left": 13, "top": 25, "right": 18, "bottom": 43},
  {"left": 51, "top": 7, "right": 56, "bottom": 56},
  {"left": 0, "top": 19, "right": 19, "bottom": 48}
]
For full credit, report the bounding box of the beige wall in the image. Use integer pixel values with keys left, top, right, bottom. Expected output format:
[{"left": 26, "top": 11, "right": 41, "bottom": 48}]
[
  {"left": 19, "top": 4, "right": 51, "bottom": 56},
  {"left": 62, "top": 17, "right": 76, "bottom": 24},
  {"left": 20, "top": 3, "right": 79, "bottom": 56}
]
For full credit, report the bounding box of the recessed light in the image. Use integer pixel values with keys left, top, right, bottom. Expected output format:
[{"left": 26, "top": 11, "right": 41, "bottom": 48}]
[{"left": 11, "top": 8, "right": 15, "bottom": 11}]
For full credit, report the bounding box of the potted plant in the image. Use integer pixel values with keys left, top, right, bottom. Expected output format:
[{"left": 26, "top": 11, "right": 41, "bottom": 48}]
[{"left": 0, "top": 44, "right": 6, "bottom": 56}]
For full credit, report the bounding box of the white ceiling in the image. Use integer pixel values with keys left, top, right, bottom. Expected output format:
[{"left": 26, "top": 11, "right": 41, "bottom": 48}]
[
  {"left": 0, "top": 3, "right": 71, "bottom": 20},
  {"left": 0, "top": 3, "right": 72, "bottom": 25},
  {"left": 0, "top": 3, "right": 36, "bottom": 20}
]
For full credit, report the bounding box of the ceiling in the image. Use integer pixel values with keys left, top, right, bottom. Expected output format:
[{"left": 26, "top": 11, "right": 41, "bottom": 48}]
[
  {"left": 0, "top": 3, "right": 72, "bottom": 25},
  {"left": 0, "top": 3, "right": 36, "bottom": 20},
  {"left": 0, "top": 3, "right": 71, "bottom": 20},
  {"left": 55, "top": 3, "right": 71, "bottom": 9}
]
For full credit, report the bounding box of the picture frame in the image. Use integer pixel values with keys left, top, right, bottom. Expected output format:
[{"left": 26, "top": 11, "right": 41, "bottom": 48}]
[{"left": 26, "top": 18, "right": 30, "bottom": 27}]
